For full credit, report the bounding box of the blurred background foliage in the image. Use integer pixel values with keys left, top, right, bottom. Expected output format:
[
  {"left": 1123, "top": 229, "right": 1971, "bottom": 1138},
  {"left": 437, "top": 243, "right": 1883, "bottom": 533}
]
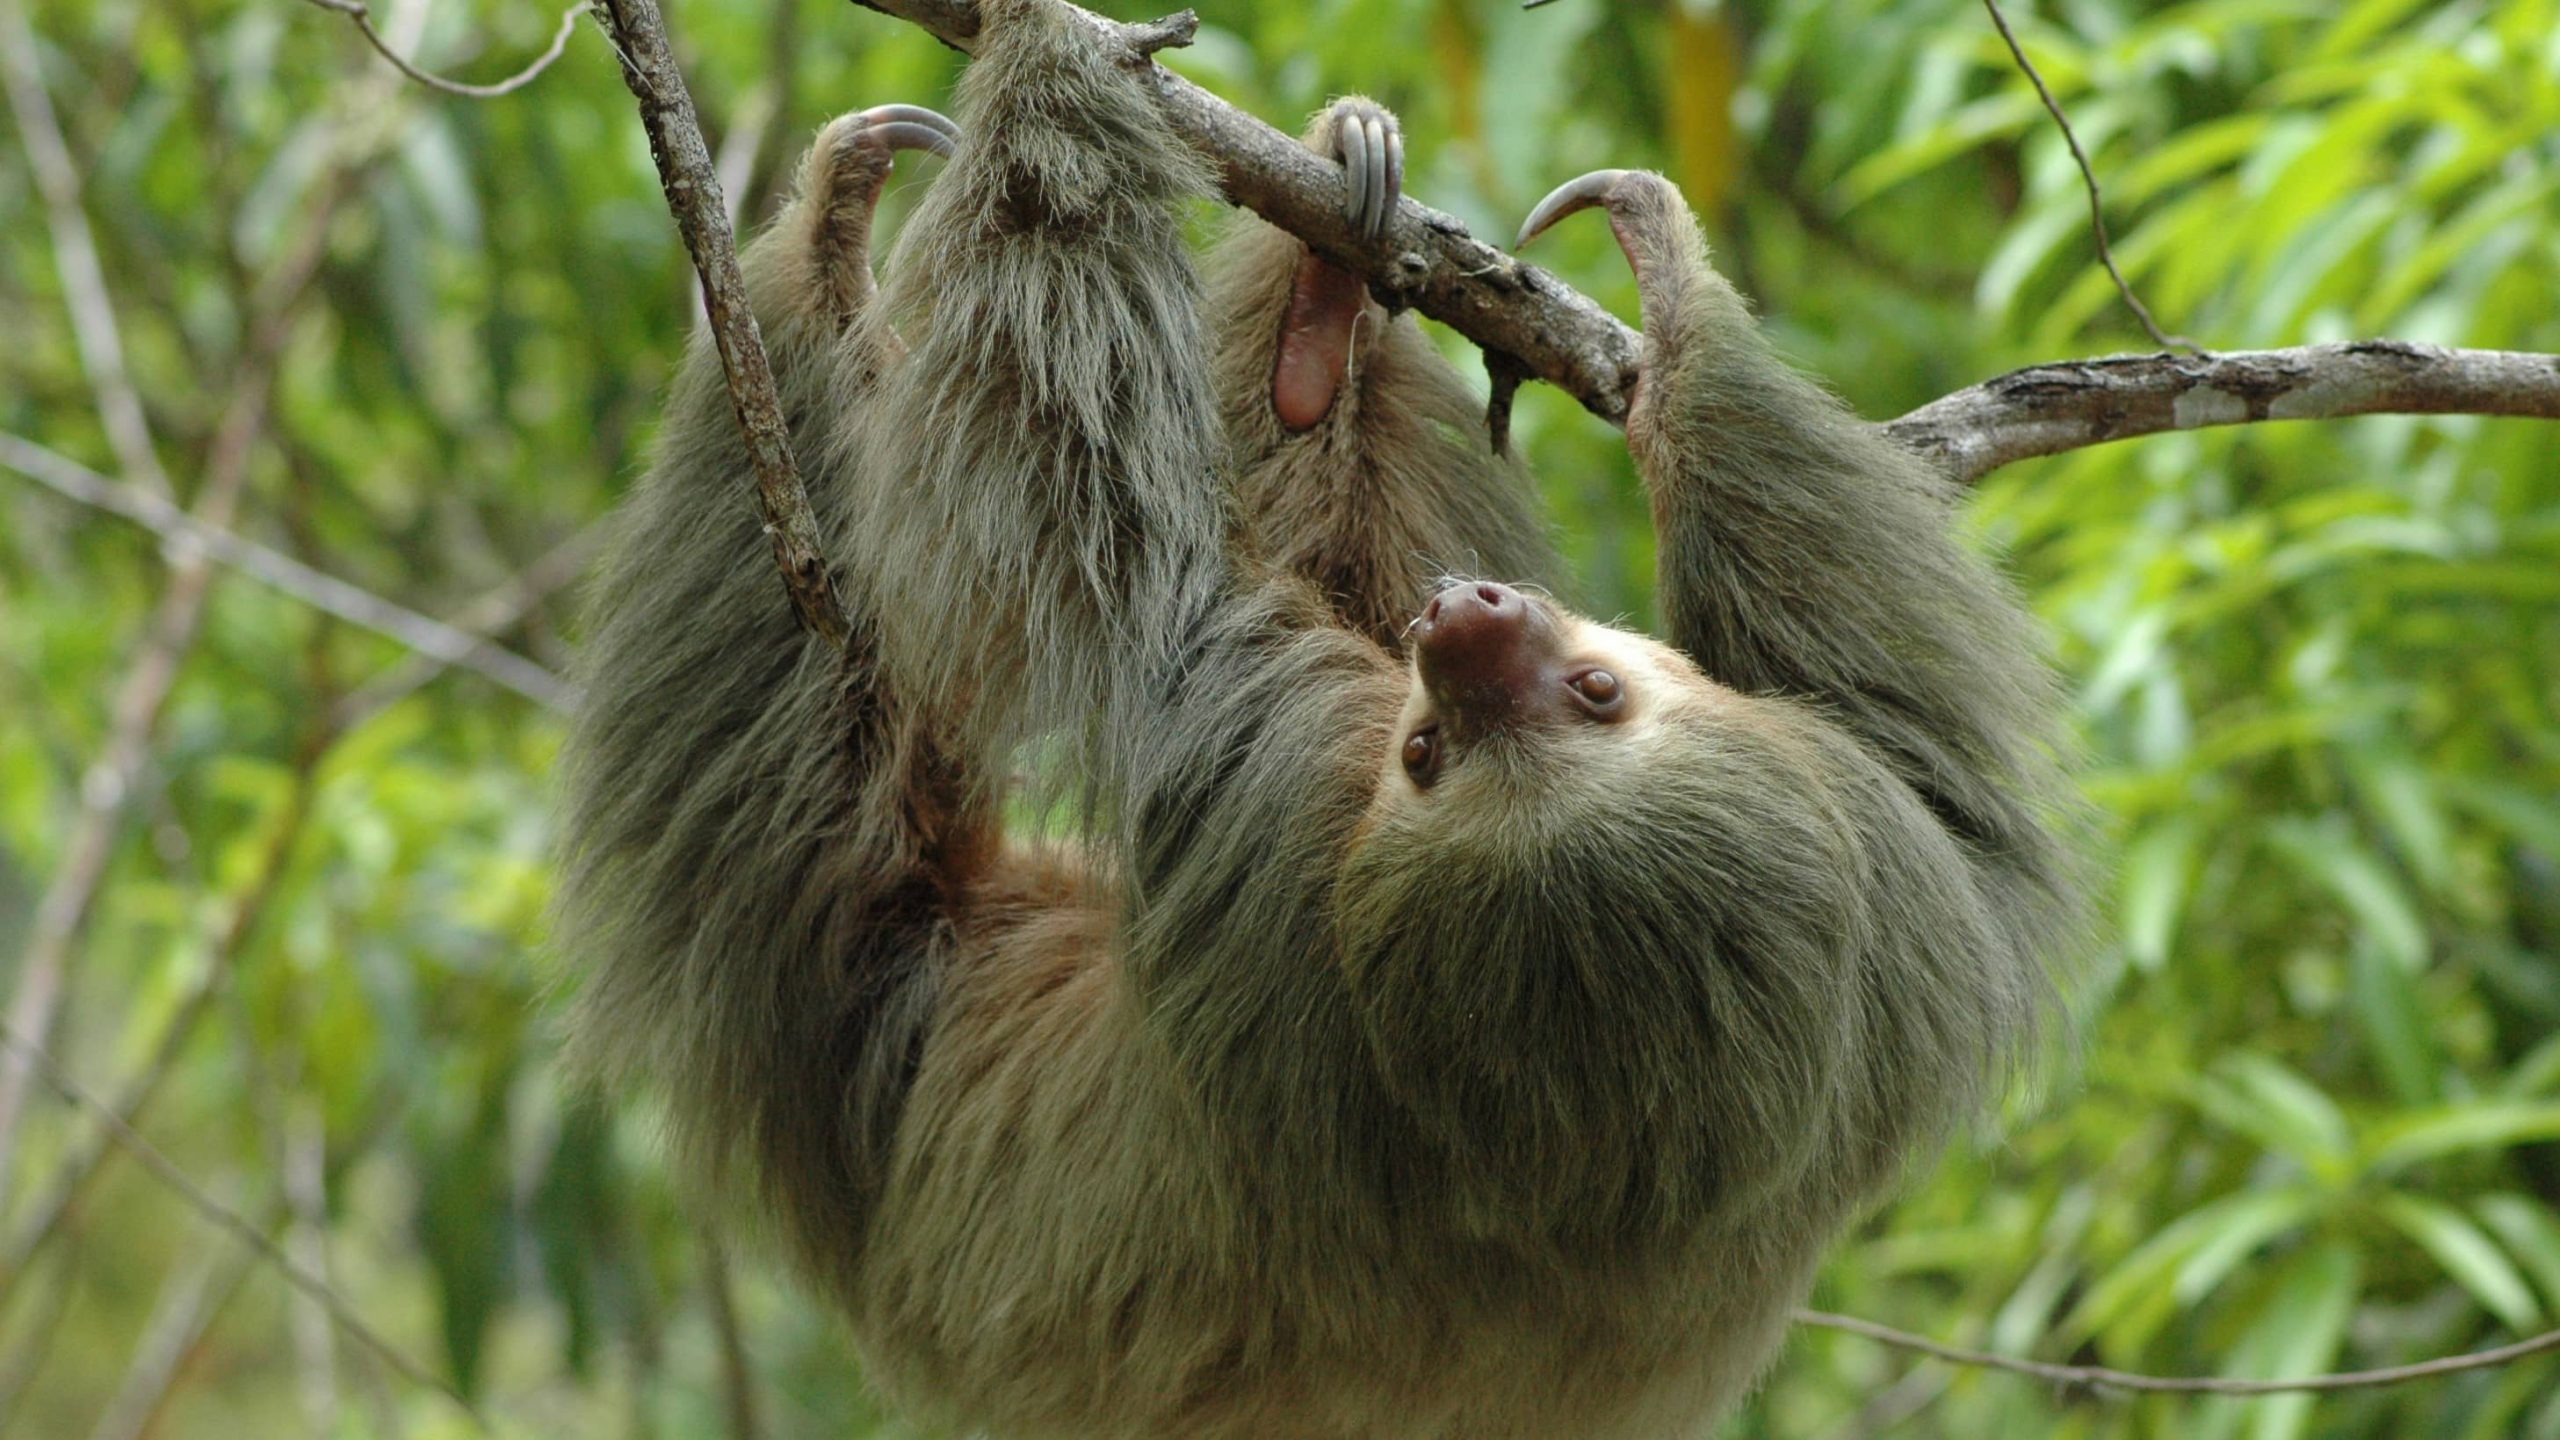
[{"left": 1, "top": 0, "right": 2555, "bottom": 1435}]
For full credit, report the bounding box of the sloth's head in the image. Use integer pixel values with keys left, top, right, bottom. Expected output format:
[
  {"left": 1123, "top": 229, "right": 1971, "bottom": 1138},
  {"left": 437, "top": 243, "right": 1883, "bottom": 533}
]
[{"left": 1335, "top": 582, "right": 1862, "bottom": 1221}]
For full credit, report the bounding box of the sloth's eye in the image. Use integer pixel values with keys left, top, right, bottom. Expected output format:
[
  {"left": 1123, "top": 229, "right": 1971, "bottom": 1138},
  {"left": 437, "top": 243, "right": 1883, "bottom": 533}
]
[
  {"left": 1569, "top": 668, "right": 1624, "bottom": 713},
  {"left": 1401, "top": 729, "right": 1441, "bottom": 786}
]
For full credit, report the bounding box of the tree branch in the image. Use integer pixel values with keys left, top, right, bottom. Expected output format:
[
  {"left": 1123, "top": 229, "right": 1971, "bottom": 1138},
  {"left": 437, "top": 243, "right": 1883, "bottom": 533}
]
[
  {"left": 1797, "top": 1306, "right": 2560, "bottom": 1397},
  {"left": 847, "top": 0, "right": 2560, "bottom": 479},
  {"left": 590, "top": 0, "right": 853, "bottom": 649},
  {"left": 1883, "top": 342, "right": 2560, "bottom": 484},
  {"left": 299, "top": 0, "right": 584, "bottom": 100}
]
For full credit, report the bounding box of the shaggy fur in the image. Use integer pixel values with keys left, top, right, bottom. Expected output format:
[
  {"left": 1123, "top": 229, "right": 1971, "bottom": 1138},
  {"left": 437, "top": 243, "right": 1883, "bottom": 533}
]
[{"left": 556, "top": 4, "right": 2081, "bottom": 1435}]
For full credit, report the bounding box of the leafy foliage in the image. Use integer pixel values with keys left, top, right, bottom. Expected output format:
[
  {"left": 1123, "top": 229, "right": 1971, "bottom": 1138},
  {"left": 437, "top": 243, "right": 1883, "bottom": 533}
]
[{"left": 0, "top": 0, "right": 2553, "bottom": 1435}]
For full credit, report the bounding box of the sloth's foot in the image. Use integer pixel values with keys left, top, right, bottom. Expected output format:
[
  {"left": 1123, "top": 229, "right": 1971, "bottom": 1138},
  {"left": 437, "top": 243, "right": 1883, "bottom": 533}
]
[
  {"left": 1274, "top": 97, "right": 1403, "bottom": 430},
  {"left": 1516, "top": 168, "right": 1704, "bottom": 431},
  {"left": 804, "top": 104, "right": 959, "bottom": 328}
]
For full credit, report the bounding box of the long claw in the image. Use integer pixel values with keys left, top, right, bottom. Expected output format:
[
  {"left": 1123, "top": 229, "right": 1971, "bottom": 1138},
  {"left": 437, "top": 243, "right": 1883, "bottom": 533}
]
[
  {"left": 1383, "top": 124, "right": 1405, "bottom": 233},
  {"left": 863, "top": 119, "right": 957, "bottom": 158},
  {"left": 855, "top": 103, "right": 960, "bottom": 142},
  {"left": 1515, "top": 168, "right": 1632, "bottom": 249},
  {"left": 1341, "top": 115, "right": 1372, "bottom": 233},
  {"left": 1361, "top": 115, "right": 1390, "bottom": 237}
]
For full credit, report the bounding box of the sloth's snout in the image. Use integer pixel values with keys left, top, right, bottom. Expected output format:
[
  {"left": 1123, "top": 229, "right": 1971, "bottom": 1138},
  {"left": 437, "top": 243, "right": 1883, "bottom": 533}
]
[{"left": 1412, "top": 583, "right": 1552, "bottom": 727}]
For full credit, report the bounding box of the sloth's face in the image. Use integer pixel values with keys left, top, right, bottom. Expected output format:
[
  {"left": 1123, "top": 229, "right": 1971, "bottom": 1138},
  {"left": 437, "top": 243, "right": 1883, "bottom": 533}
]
[{"left": 1372, "top": 581, "right": 1705, "bottom": 812}]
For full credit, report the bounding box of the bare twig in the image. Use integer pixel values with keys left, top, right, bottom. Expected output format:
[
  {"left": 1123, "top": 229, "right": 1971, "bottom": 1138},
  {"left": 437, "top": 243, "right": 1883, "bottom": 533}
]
[
  {"left": 0, "top": 1231, "right": 83, "bottom": 1420},
  {"left": 0, "top": 434, "right": 576, "bottom": 711},
  {"left": 700, "top": 1240, "right": 765, "bottom": 1440},
  {"left": 280, "top": 1098, "right": 341, "bottom": 1436},
  {"left": 592, "top": 0, "right": 853, "bottom": 649},
  {"left": 1797, "top": 1307, "right": 2560, "bottom": 1396},
  {"left": 0, "top": 0, "right": 172, "bottom": 497},
  {"left": 333, "top": 525, "right": 603, "bottom": 726},
  {"left": 1980, "top": 0, "right": 2196, "bottom": 353},
  {"left": 1884, "top": 342, "right": 2560, "bottom": 483},
  {"left": 0, "top": 1027, "right": 482, "bottom": 1423},
  {"left": 299, "top": 0, "right": 583, "bottom": 99}
]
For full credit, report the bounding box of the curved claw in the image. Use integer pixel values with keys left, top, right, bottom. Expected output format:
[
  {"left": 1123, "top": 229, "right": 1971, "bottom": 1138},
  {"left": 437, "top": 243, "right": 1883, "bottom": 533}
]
[
  {"left": 1328, "top": 101, "right": 1404, "bottom": 241},
  {"left": 854, "top": 104, "right": 960, "bottom": 158},
  {"left": 1514, "top": 168, "right": 1632, "bottom": 250},
  {"left": 856, "top": 103, "right": 959, "bottom": 139},
  {"left": 1342, "top": 115, "right": 1372, "bottom": 238}
]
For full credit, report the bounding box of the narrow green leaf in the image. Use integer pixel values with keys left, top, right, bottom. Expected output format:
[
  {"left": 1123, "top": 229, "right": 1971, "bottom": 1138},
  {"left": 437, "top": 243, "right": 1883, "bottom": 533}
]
[
  {"left": 2476, "top": 1194, "right": 2560, "bottom": 1317},
  {"left": 2379, "top": 1192, "right": 2546, "bottom": 1330},
  {"left": 2369, "top": 1103, "right": 2560, "bottom": 1174},
  {"left": 2263, "top": 819, "right": 2430, "bottom": 972},
  {"left": 2120, "top": 817, "right": 2201, "bottom": 972}
]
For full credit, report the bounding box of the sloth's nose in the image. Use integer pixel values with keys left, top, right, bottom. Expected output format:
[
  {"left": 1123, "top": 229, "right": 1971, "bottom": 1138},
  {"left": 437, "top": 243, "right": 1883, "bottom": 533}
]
[{"left": 1412, "top": 583, "right": 1549, "bottom": 725}]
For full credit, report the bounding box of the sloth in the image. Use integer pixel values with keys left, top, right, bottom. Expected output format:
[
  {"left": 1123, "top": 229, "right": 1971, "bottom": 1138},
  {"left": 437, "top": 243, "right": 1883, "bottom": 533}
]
[{"left": 556, "top": 2, "right": 2080, "bottom": 1436}]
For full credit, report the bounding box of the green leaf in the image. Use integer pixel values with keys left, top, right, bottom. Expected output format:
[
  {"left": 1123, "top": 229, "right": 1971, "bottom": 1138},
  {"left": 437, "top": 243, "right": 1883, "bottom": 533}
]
[
  {"left": 2446, "top": 781, "right": 2560, "bottom": 862},
  {"left": 2067, "top": 1188, "right": 2319, "bottom": 1347},
  {"left": 2346, "top": 750, "right": 2454, "bottom": 894},
  {"left": 2379, "top": 1192, "right": 2547, "bottom": 1330},
  {"left": 2368, "top": 1103, "right": 2560, "bottom": 1175},
  {"left": 2476, "top": 1194, "right": 2560, "bottom": 1317},
  {"left": 2193, "top": 1054, "right": 2351, "bottom": 1173},
  {"left": 1836, "top": 91, "right": 2045, "bottom": 207},
  {"left": 2197, "top": 1242, "right": 2361, "bottom": 1440},
  {"left": 2120, "top": 817, "right": 2203, "bottom": 972},
  {"left": 2350, "top": 936, "right": 2441, "bottom": 1106},
  {"left": 2262, "top": 819, "right": 2430, "bottom": 973}
]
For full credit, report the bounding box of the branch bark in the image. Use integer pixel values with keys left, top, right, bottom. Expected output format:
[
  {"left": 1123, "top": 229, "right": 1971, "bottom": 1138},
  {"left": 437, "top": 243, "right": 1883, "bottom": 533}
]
[
  {"left": 1884, "top": 342, "right": 2560, "bottom": 483},
  {"left": 590, "top": 0, "right": 852, "bottom": 649},
  {"left": 849, "top": 0, "right": 2560, "bottom": 480}
]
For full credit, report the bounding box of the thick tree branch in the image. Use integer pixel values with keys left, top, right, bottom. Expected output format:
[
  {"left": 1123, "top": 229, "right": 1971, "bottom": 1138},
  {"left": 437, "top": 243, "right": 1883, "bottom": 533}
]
[
  {"left": 849, "top": 0, "right": 2560, "bottom": 481},
  {"left": 590, "top": 0, "right": 852, "bottom": 650},
  {"left": 1884, "top": 342, "right": 2560, "bottom": 484}
]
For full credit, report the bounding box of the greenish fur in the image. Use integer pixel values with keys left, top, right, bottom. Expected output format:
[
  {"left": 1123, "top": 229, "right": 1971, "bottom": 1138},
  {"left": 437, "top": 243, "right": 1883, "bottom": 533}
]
[{"left": 556, "top": 4, "right": 2082, "bottom": 1434}]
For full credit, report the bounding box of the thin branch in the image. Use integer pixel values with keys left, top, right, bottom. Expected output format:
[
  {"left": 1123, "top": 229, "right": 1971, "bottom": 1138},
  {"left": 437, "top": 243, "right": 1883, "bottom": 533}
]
[
  {"left": 1980, "top": 0, "right": 2195, "bottom": 353},
  {"left": 0, "top": 0, "right": 173, "bottom": 497},
  {"left": 0, "top": 1027, "right": 482, "bottom": 1424},
  {"left": 700, "top": 1239, "right": 765, "bottom": 1440},
  {"left": 299, "top": 0, "right": 583, "bottom": 99},
  {"left": 0, "top": 1229, "right": 83, "bottom": 1420},
  {"left": 332, "top": 525, "right": 603, "bottom": 726},
  {"left": 1883, "top": 342, "right": 2560, "bottom": 483},
  {"left": 1797, "top": 1307, "right": 2560, "bottom": 1396},
  {"left": 0, "top": 434, "right": 576, "bottom": 711},
  {"left": 592, "top": 0, "right": 853, "bottom": 649}
]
